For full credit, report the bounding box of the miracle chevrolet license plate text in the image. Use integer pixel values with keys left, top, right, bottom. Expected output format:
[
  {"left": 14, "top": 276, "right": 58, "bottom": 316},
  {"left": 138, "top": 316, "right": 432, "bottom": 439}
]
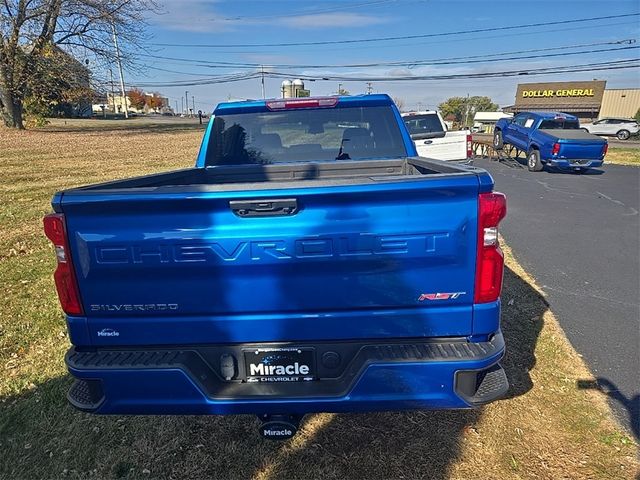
[{"left": 244, "top": 347, "right": 316, "bottom": 383}]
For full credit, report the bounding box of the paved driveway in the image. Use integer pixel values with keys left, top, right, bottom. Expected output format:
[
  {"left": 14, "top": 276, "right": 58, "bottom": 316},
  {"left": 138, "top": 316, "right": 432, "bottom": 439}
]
[{"left": 474, "top": 157, "right": 639, "bottom": 436}]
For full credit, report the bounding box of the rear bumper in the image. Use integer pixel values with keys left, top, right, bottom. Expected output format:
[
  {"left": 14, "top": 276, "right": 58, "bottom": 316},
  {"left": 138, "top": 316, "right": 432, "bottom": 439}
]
[
  {"left": 65, "top": 333, "right": 507, "bottom": 415},
  {"left": 546, "top": 158, "right": 604, "bottom": 168}
]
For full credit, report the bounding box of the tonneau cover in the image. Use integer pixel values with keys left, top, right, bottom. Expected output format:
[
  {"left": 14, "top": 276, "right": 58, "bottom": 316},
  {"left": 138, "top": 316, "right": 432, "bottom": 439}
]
[{"left": 539, "top": 129, "right": 605, "bottom": 142}]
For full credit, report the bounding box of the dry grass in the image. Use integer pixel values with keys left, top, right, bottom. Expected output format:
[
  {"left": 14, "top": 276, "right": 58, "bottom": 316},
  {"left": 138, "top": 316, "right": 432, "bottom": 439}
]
[
  {"left": 605, "top": 147, "right": 640, "bottom": 166},
  {"left": 0, "top": 122, "right": 637, "bottom": 479}
]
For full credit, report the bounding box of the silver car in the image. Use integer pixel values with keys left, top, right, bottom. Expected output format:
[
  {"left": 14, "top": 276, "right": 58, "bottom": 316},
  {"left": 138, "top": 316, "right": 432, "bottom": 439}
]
[{"left": 581, "top": 118, "right": 640, "bottom": 141}]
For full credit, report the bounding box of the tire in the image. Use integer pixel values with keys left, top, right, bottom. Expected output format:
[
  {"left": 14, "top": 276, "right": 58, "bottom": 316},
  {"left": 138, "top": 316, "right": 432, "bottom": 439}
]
[
  {"left": 493, "top": 130, "right": 504, "bottom": 150},
  {"left": 527, "top": 149, "right": 543, "bottom": 172},
  {"left": 616, "top": 129, "right": 630, "bottom": 140}
]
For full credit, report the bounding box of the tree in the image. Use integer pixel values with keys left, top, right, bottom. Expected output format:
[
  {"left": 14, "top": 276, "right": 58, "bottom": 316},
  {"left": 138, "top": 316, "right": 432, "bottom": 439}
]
[
  {"left": 438, "top": 96, "right": 499, "bottom": 127},
  {"left": 22, "top": 45, "right": 93, "bottom": 122},
  {"left": 127, "top": 87, "right": 146, "bottom": 110},
  {"left": 392, "top": 96, "right": 405, "bottom": 112},
  {"left": 146, "top": 93, "right": 164, "bottom": 112},
  {"left": 634, "top": 108, "right": 640, "bottom": 124},
  {"left": 0, "top": 0, "right": 156, "bottom": 129}
]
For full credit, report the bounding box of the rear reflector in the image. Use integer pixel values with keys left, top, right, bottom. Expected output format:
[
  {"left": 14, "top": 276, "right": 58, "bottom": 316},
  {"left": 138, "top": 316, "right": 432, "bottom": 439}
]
[
  {"left": 475, "top": 192, "right": 507, "bottom": 304},
  {"left": 466, "top": 134, "right": 473, "bottom": 159},
  {"left": 266, "top": 97, "right": 339, "bottom": 110},
  {"left": 44, "top": 214, "right": 83, "bottom": 315}
]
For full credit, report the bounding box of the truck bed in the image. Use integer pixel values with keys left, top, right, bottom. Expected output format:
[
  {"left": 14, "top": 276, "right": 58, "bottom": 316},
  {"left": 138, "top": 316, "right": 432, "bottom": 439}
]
[
  {"left": 538, "top": 129, "right": 605, "bottom": 142},
  {"left": 61, "top": 158, "right": 477, "bottom": 194}
]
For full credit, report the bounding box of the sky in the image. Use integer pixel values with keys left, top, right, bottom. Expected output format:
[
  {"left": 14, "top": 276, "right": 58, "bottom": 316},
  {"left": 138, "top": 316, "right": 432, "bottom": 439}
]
[{"left": 120, "top": 0, "right": 640, "bottom": 112}]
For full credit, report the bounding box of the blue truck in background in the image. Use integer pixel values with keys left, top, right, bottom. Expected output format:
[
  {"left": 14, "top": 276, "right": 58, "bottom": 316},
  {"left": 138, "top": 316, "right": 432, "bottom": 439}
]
[
  {"left": 45, "top": 94, "right": 508, "bottom": 439},
  {"left": 493, "top": 111, "right": 607, "bottom": 172}
]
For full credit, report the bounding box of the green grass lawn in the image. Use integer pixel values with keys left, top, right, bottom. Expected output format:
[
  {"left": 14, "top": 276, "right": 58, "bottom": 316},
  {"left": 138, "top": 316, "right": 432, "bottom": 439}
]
[
  {"left": 0, "top": 123, "right": 637, "bottom": 479},
  {"left": 605, "top": 147, "right": 640, "bottom": 166}
]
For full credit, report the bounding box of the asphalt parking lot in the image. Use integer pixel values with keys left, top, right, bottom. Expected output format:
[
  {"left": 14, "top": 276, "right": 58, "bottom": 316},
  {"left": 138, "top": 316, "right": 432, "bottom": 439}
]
[{"left": 474, "top": 156, "right": 640, "bottom": 436}]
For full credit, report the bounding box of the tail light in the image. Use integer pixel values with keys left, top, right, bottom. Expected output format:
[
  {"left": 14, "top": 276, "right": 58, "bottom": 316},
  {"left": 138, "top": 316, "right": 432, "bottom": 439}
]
[
  {"left": 474, "top": 192, "right": 507, "bottom": 304},
  {"left": 43, "top": 214, "right": 83, "bottom": 315},
  {"left": 466, "top": 134, "right": 473, "bottom": 159},
  {"left": 551, "top": 143, "right": 560, "bottom": 156},
  {"left": 602, "top": 143, "right": 608, "bottom": 156}
]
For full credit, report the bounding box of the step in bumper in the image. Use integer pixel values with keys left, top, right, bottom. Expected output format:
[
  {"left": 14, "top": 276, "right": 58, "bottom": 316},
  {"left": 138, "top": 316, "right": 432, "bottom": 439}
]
[
  {"left": 65, "top": 333, "right": 507, "bottom": 415},
  {"left": 547, "top": 158, "right": 604, "bottom": 168}
]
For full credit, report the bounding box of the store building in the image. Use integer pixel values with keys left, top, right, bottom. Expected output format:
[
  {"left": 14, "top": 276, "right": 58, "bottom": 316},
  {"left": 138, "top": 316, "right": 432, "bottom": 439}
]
[
  {"left": 600, "top": 89, "right": 640, "bottom": 119},
  {"left": 503, "top": 80, "right": 640, "bottom": 122}
]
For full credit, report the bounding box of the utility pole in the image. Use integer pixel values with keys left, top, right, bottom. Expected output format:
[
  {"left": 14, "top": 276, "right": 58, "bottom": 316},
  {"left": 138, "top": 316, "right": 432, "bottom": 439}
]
[
  {"left": 175, "top": 100, "right": 178, "bottom": 114},
  {"left": 260, "top": 65, "right": 265, "bottom": 99},
  {"left": 338, "top": 83, "right": 343, "bottom": 95},
  {"left": 366, "top": 82, "right": 372, "bottom": 95},
  {"left": 111, "top": 22, "right": 128, "bottom": 119},
  {"left": 181, "top": 97, "right": 184, "bottom": 114},
  {"left": 185, "top": 91, "right": 189, "bottom": 116},
  {"left": 464, "top": 93, "right": 470, "bottom": 128},
  {"left": 108, "top": 69, "right": 116, "bottom": 113},
  {"left": 192, "top": 95, "right": 195, "bottom": 114}
]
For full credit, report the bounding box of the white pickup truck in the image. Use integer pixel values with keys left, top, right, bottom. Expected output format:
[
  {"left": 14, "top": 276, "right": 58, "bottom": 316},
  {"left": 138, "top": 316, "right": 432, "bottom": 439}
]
[{"left": 402, "top": 111, "right": 472, "bottom": 162}]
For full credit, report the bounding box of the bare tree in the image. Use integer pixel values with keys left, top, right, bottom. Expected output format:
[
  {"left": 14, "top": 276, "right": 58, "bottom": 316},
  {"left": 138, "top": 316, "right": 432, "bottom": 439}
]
[
  {"left": 0, "top": 0, "right": 156, "bottom": 129},
  {"left": 392, "top": 96, "right": 405, "bottom": 112}
]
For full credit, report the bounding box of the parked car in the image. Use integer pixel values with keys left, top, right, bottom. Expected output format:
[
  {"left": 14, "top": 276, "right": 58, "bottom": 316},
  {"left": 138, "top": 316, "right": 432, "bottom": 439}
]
[
  {"left": 494, "top": 112, "right": 607, "bottom": 172},
  {"left": 581, "top": 118, "right": 639, "bottom": 140},
  {"left": 402, "top": 111, "right": 472, "bottom": 162},
  {"left": 45, "top": 94, "right": 508, "bottom": 440}
]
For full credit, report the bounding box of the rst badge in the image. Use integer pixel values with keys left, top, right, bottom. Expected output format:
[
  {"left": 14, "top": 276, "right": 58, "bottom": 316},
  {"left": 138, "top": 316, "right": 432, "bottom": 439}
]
[{"left": 418, "top": 292, "right": 466, "bottom": 301}]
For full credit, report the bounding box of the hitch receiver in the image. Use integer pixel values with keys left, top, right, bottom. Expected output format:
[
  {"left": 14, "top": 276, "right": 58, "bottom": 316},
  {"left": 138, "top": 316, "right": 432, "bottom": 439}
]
[{"left": 258, "top": 414, "right": 303, "bottom": 440}]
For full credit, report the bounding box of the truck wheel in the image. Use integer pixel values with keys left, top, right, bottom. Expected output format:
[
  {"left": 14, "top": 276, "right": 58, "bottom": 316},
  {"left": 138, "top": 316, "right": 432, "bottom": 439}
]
[
  {"left": 493, "top": 130, "right": 504, "bottom": 150},
  {"left": 616, "top": 130, "right": 630, "bottom": 140},
  {"left": 527, "top": 149, "right": 543, "bottom": 172}
]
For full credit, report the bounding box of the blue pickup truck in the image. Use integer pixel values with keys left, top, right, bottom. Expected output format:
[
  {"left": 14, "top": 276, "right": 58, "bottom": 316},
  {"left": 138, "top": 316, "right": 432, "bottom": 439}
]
[
  {"left": 494, "top": 111, "right": 607, "bottom": 172},
  {"left": 44, "top": 94, "right": 508, "bottom": 439}
]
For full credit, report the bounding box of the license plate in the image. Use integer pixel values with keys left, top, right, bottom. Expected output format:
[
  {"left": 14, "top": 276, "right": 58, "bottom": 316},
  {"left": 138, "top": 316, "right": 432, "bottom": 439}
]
[{"left": 244, "top": 347, "right": 315, "bottom": 383}]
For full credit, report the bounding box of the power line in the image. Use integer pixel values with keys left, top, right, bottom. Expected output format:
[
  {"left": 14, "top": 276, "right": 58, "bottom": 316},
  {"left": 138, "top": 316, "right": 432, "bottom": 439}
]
[
  {"left": 148, "top": 13, "right": 639, "bottom": 48},
  {"left": 265, "top": 59, "right": 640, "bottom": 82},
  {"left": 127, "top": 59, "right": 639, "bottom": 88},
  {"left": 139, "top": 42, "right": 638, "bottom": 71},
  {"left": 128, "top": 72, "right": 262, "bottom": 88},
  {"left": 139, "top": 20, "right": 639, "bottom": 55}
]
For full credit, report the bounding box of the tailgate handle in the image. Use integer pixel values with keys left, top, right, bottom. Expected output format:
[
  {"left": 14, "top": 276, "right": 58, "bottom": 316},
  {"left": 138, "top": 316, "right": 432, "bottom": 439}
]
[
  {"left": 230, "top": 198, "right": 299, "bottom": 218},
  {"left": 423, "top": 140, "right": 433, "bottom": 145}
]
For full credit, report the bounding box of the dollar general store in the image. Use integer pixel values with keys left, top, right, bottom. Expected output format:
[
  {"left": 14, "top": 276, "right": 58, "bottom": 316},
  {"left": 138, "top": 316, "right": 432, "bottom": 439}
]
[{"left": 503, "top": 80, "right": 640, "bottom": 122}]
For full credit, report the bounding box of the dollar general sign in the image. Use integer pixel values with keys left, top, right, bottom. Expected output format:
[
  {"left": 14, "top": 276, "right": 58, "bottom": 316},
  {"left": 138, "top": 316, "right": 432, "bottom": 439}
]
[{"left": 522, "top": 89, "right": 595, "bottom": 98}]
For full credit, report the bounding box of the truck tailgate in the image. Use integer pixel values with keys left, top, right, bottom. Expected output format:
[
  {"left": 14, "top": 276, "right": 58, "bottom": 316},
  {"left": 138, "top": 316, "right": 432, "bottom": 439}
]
[
  {"left": 415, "top": 131, "right": 469, "bottom": 161},
  {"left": 540, "top": 129, "right": 606, "bottom": 159},
  {"left": 557, "top": 140, "right": 606, "bottom": 160},
  {"left": 59, "top": 177, "right": 480, "bottom": 344}
]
